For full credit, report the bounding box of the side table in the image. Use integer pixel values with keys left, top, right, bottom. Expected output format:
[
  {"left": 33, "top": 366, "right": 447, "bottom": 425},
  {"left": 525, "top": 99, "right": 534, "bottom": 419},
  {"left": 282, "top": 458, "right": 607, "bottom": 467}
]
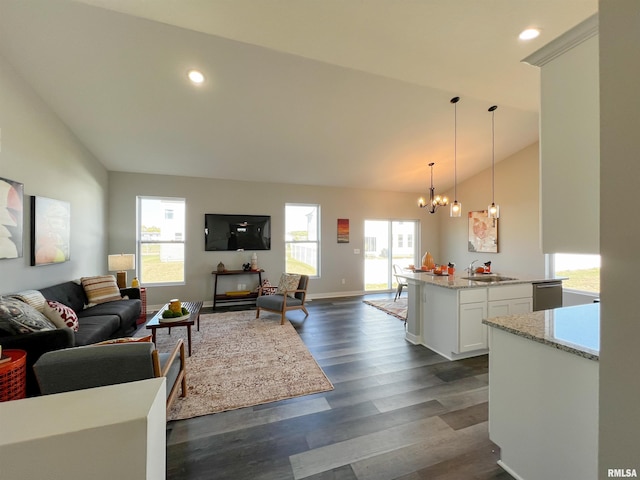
[
  {"left": 137, "top": 287, "right": 147, "bottom": 325},
  {"left": 212, "top": 269, "right": 263, "bottom": 309},
  {"left": 0, "top": 349, "right": 27, "bottom": 402}
]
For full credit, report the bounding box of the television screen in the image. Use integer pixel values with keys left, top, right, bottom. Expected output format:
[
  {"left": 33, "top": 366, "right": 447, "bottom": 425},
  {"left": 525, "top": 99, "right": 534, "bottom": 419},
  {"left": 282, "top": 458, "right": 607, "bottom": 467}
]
[{"left": 205, "top": 214, "right": 271, "bottom": 251}]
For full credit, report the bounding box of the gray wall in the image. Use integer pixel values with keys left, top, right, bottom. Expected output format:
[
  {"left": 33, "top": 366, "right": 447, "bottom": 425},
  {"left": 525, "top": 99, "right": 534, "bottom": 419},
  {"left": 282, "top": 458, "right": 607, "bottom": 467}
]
[
  {"left": 108, "top": 172, "right": 440, "bottom": 307},
  {"left": 599, "top": 0, "right": 640, "bottom": 473},
  {"left": 0, "top": 53, "right": 109, "bottom": 295},
  {"left": 438, "top": 143, "right": 544, "bottom": 277}
]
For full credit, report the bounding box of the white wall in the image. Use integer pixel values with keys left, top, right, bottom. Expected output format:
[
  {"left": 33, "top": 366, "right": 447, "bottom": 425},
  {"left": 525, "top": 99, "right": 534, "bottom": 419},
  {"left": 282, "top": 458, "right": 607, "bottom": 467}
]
[
  {"left": 108, "top": 172, "right": 440, "bottom": 306},
  {"left": 598, "top": 0, "right": 640, "bottom": 474},
  {"left": 0, "top": 53, "right": 109, "bottom": 295},
  {"left": 438, "top": 143, "right": 545, "bottom": 277}
]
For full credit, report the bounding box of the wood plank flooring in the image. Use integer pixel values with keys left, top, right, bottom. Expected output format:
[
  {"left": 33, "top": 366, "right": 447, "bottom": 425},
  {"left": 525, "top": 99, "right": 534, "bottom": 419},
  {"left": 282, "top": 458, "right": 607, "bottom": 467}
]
[{"left": 165, "top": 295, "right": 513, "bottom": 480}]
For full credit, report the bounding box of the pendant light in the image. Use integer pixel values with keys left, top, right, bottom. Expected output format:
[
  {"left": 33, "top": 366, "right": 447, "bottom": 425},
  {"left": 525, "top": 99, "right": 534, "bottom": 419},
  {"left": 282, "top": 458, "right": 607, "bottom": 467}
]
[
  {"left": 450, "top": 96, "right": 462, "bottom": 217},
  {"left": 488, "top": 105, "right": 500, "bottom": 219},
  {"left": 418, "top": 162, "right": 448, "bottom": 214}
]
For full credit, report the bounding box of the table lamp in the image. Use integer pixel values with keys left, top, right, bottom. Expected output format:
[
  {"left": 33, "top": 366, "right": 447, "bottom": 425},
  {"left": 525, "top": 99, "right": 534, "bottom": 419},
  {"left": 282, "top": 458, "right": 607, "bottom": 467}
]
[{"left": 108, "top": 253, "right": 136, "bottom": 288}]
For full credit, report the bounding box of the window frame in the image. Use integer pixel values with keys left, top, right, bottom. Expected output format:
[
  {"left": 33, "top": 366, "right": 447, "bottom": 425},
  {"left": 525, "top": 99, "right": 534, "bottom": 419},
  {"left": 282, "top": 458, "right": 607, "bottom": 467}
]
[
  {"left": 137, "top": 196, "right": 186, "bottom": 286},
  {"left": 285, "top": 203, "right": 321, "bottom": 278}
]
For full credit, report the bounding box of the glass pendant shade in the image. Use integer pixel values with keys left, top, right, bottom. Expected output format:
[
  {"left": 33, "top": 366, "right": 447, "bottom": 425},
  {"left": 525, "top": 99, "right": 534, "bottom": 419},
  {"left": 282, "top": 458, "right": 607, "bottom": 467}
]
[
  {"left": 450, "top": 200, "right": 462, "bottom": 217},
  {"left": 488, "top": 105, "right": 500, "bottom": 219},
  {"left": 488, "top": 202, "right": 500, "bottom": 219}
]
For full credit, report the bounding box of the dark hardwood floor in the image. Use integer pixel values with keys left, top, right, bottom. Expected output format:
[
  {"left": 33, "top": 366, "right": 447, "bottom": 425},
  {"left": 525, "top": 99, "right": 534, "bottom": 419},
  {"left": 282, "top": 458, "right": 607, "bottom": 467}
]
[{"left": 165, "top": 295, "right": 513, "bottom": 480}]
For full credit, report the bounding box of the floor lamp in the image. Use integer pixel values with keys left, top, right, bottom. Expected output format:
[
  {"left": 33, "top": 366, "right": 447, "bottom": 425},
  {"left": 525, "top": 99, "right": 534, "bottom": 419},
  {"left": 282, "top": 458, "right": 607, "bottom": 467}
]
[{"left": 108, "top": 254, "right": 135, "bottom": 288}]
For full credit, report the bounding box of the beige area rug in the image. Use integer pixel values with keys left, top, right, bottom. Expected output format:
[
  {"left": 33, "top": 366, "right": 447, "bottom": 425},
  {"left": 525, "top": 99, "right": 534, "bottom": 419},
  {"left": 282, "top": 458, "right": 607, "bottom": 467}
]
[
  {"left": 150, "top": 311, "right": 333, "bottom": 421},
  {"left": 364, "top": 297, "right": 407, "bottom": 321}
]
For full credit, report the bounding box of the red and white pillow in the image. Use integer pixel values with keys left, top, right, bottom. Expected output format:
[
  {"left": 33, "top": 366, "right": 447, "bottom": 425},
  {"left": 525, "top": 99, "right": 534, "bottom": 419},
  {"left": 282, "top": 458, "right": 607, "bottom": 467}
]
[
  {"left": 258, "top": 279, "right": 278, "bottom": 296},
  {"left": 42, "top": 300, "right": 79, "bottom": 332}
]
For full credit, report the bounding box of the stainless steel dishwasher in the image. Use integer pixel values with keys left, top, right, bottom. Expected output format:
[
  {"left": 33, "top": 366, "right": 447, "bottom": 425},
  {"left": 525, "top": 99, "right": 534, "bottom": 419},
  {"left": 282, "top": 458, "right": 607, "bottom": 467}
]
[{"left": 532, "top": 280, "right": 563, "bottom": 311}]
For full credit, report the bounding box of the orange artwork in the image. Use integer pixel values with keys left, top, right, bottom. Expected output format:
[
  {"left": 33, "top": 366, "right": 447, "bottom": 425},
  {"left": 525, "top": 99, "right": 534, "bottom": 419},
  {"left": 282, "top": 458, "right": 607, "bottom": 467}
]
[
  {"left": 337, "top": 218, "right": 349, "bottom": 243},
  {"left": 468, "top": 211, "right": 498, "bottom": 253}
]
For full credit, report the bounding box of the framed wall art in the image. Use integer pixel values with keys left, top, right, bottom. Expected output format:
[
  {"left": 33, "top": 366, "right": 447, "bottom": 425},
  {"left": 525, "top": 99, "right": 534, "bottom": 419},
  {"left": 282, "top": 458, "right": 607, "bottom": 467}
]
[
  {"left": 0, "top": 177, "right": 24, "bottom": 260},
  {"left": 468, "top": 210, "right": 498, "bottom": 253},
  {"left": 30, "top": 196, "right": 71, "bottom": 266},
  {"left": 337, "top": 218, "right": 349, "bottom": 243}
]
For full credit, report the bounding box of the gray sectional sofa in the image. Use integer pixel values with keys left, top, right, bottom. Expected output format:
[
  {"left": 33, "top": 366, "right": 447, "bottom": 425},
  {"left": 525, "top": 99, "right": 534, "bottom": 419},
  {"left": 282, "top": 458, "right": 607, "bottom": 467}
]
[{"left": 0, "top": 280, "right": 141, "bottom": 396}]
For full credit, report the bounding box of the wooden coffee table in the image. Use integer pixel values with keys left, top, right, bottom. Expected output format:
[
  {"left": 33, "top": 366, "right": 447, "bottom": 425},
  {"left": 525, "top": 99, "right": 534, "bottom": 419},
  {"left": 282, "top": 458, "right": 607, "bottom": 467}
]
[{"left": 145, "top": 300, "right": 203, "bottom": 356}]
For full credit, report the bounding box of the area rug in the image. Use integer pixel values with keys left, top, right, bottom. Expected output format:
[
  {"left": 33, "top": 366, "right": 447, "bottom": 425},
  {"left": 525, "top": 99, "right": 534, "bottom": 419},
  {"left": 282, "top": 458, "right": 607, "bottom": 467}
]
[
  {"left": 151, "top": 311, "right": 333, "bottom": 421},
  {"left": 363, "top": 298, "right": 407, "bottom": 321}
]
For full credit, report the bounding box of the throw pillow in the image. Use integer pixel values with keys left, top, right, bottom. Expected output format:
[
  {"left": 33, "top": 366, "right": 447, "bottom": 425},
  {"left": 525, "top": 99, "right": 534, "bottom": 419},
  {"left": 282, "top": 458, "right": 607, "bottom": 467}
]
[
  {"left": 94, "top": 335, "right": 152, "bottom": 345},
  {"left": 42, "top": 300, "right": 79, "bottom": 332},
  {"left": 277, "top": 273, "right": 301, "bottom": 298},
  {"left": 10, "top": 290, "right": 46, "bottom": 312},
  {"left": 0, "top": 296, "right": 56, "bottom": 336},
  {"left": 81, "top": 275, "right": 122, "bottom": 305},
  {"left": 258, "top": 279, "right": 277, "bottom": 296}
]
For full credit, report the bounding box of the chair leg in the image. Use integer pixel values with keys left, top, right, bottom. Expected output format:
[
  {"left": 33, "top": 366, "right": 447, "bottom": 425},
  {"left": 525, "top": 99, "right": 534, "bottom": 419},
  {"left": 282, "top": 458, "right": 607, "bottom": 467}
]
[
  {"left": 394, "top": 284, "right": 402, "bottom": 301},
  {"left": 256, "top": 308, "right": 261, "bottom": 318},
  {"left": 302, "top": 306, "right": 309, "bottom": 316},
  {"left": 280, "top": 312, "right": 286, "bottom": 325}
]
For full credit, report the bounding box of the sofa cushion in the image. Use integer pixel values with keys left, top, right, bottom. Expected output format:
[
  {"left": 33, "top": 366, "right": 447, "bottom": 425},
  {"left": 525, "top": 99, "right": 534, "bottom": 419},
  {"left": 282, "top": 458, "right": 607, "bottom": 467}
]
[
  {"left": 256, "top": 294, "right": 303, "bottom": 311},
  {"left": 95, "top": 335, "right": 152, "bottom": 345},
  {"left": 39, "top": 281, "right": 87, "bottom": 313},
  {"left": 0, "top": 296, "right": 56, "bottom": 336},
  {"left": 43, "top": 300, "right": 79, "bottom": 332},
  {"left": 73, "top": 315, "right": 121, "bottom": 346},
  {"left": 81, "top": 275, "right": 122, "bottom": 305}
]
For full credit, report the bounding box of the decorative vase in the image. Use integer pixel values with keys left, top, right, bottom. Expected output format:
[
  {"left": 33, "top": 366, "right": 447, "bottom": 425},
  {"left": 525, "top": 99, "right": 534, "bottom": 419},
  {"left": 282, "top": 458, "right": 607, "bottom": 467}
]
[
  {"left": 217, "top": 261, "right": 225, "bottom": 273},
  {"left": 131, "top": 277, "right": 140, "bottom": 288},
  {"left": 422, "top": 252, "right": 435, "bottom": 269},
  {"left": 251, "top": 252, "right": 258, "bottom": 271}
]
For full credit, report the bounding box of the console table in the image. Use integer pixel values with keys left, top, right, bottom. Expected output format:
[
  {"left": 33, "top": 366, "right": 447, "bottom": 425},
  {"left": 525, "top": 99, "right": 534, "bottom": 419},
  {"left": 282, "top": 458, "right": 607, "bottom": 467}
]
[{"left": 212, "top": 269, "right": 263, "bottom": 309}]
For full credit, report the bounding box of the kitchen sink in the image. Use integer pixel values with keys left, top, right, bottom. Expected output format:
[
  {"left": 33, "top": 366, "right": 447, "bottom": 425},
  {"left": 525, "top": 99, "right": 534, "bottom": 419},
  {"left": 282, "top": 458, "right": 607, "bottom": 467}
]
[{"left": 461, "top": 275, "right": 517, "bottom": 283}]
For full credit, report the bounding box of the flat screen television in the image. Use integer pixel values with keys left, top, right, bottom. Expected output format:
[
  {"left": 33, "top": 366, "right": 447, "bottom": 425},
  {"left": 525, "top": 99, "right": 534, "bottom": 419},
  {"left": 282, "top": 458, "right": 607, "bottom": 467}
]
[{"left": 204, "top": 214, "right": 271, "bottom": 251}]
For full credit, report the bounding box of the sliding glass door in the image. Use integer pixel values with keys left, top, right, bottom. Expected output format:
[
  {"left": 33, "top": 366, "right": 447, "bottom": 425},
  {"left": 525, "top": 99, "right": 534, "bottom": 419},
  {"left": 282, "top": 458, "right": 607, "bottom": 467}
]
[{"left": 364, "top": 220, "right": 418, "bottom": 291}]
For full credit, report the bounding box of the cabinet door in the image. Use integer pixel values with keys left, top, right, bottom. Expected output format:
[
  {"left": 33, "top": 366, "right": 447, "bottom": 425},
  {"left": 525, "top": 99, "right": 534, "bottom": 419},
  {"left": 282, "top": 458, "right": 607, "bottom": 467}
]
[
  {"left": 459, "top": 302, "right": 488, "bottom": 353},
  {"left": 488, "top": 298, "right": 533, "bottom": 318}
]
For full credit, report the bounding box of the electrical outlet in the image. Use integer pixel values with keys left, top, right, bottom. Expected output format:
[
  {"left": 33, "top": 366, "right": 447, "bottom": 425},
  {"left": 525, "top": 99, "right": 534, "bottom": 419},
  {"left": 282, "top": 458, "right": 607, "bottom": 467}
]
[
  {"left": 354, "top": 249, "right": 360, "bottom": 254},
  {"left": 341, "top": 278, "right": 346, "bottom": 284}
]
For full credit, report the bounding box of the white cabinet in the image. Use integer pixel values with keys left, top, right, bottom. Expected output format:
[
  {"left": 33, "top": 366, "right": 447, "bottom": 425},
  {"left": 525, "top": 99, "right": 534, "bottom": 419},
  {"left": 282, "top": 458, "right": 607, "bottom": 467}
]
[
  {"left": 487, "top": 284, "right": 534, "bottom": 318},
  {"left": 459, "top": 302, "right": 488, "bottom": 353},
  {"left": 419, "top": 283, "right": 533, "bottom": 360},
  {"left": 523, "top": 15, "right": 599, "bottom": 254}
]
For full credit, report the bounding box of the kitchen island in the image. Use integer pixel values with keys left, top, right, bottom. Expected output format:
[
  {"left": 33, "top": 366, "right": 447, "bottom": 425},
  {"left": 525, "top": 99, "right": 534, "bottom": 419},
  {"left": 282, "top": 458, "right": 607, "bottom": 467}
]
[
  {"left": 397, "top": 270, "right": 562, "bottom": 360},
  {"left": 483, "top": 303, "right": 599, "bottom": 480}
]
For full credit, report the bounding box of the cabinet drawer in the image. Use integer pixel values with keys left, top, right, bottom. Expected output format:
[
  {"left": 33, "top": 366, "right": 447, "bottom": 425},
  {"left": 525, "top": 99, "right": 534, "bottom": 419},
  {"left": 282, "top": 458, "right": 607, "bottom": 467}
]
[
  {"left": 488, "top": 284, "right": 532, "bottom": 301},
  {"left": 459, "top": 288, "right": 487, "bottom": 304}
]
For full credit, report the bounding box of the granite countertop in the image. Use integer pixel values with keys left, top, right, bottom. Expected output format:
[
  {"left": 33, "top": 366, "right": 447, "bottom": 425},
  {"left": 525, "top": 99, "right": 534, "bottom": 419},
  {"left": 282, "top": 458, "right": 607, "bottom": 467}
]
[
  {"left": 483, "top": 302, "right": 600, "bottom": 361},
  {"left": 397, "top": 269, "right": 564, "bottom": 290}
]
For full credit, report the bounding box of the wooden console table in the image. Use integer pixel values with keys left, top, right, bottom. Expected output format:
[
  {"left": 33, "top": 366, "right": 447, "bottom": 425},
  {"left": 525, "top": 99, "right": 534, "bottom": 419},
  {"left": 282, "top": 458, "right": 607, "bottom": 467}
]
[{"left": 212, "top": 269, "right": 263, "bottom": 309}]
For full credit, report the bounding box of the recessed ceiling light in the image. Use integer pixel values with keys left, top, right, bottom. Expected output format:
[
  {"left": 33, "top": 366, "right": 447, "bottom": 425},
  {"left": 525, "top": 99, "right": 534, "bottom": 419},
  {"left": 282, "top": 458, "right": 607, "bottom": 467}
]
[
  {"left": 519, "top": 28, "right": 541, "bottom": 41},
  {"left": 187, "top": 69, "right": 205, "bottom": 85}
]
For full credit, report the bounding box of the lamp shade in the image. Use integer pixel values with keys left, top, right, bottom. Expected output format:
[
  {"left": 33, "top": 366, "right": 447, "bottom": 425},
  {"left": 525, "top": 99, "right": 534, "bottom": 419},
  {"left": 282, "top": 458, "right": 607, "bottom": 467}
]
[{"left": 108, "top": 254, "right": 135, "bottom": 272}]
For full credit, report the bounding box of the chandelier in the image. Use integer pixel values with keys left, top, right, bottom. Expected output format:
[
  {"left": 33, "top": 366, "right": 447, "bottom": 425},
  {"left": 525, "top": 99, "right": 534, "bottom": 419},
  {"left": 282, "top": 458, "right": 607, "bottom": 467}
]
[{"left": 418, "top": 162, "right": 448, "bottom": 214}]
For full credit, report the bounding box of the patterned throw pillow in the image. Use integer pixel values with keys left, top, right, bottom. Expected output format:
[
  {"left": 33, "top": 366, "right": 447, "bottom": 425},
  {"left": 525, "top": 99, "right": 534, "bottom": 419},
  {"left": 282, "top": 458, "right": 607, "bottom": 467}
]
[
  {"left": 258, "top": 279, "right": 277, "bottom": 296},
  {"left": 277, "top": 273, "right": 301, "bottom": 298},
  {"left": 10, "top": 290, "right": 46, "bottom": 312},
  {"left": 81, "top": 275, "right": 122, "bottom": 305},
  {"left": 94, "top": 335, "right": 152, "bottom": 345},
  {"left": 0, "top": 296, "right": 56, "bottom": 336},
  {"left": 43, "top": 299, "right": 79, "bottom": 332}
]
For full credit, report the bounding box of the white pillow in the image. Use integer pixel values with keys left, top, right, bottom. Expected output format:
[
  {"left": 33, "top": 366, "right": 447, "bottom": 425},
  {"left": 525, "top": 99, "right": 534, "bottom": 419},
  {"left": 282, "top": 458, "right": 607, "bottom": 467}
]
[{"left": 277, "top": 273, "right": 301, "bottom": 298}]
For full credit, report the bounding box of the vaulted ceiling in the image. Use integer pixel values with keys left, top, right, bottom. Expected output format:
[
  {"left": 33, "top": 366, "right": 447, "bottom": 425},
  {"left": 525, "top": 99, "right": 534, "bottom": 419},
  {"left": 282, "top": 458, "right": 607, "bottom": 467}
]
[{"left": 0, "top": 0, "right": 597, "bottom": 193}]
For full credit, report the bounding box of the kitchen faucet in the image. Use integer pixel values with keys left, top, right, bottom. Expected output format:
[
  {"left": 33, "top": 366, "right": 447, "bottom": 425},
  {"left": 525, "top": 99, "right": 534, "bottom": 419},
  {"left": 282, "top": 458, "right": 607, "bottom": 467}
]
[{"left": 467, "top": 259, "right": 480, "bottom": 276}]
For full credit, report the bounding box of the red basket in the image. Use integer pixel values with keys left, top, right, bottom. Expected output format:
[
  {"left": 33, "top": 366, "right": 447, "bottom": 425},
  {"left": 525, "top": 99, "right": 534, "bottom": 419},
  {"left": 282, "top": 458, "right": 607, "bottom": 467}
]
[{"left": 0, "top": 349, "right": 27, "bottom": 401}]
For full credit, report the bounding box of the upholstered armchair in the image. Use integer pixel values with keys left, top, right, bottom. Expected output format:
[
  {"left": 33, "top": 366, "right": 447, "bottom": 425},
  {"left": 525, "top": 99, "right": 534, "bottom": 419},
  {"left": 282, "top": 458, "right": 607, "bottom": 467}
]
[
  {"left": 33, "top": 340, "right": 186, "bottom": 413},
  {"left": 256, "top": 274, "right": 309, "bottom": 325}
]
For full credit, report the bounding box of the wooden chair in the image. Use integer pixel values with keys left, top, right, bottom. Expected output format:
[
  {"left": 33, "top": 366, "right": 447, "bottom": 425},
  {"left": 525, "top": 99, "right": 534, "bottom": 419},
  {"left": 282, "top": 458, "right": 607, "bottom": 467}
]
[
  {"left": 34, "top": 339, "right": 187, "bottom": 414},
  {"left": 255, "top": 274, "right": 309, "bottom": 324}
]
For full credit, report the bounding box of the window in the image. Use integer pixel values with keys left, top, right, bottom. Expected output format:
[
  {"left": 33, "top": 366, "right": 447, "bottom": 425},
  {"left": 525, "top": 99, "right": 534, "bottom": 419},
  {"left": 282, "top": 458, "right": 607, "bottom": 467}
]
[
  {"left": 285, "top": 204, "right": 319, "bottom": 276},
  {"left": 552, "top": 253, "right": 600, "bottom": 294},
  {"left": 137, "top": 197, "right": 185, "bottom": 285}
]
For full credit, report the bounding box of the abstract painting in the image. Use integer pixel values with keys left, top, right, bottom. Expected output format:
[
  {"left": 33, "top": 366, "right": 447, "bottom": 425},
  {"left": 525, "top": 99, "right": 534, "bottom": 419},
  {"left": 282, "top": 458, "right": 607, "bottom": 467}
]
[
  {"left": 337, "top": 218, "right": 349, "bottom": 243},
  {"left": 0, "top": 177, "right": 24, "bottom": 259},
  {"left": 468, "top": 210, "right": 498, "bottom": 253},
  {"left": 30, "top": 196, "right": 71, "bottom": 266}
]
